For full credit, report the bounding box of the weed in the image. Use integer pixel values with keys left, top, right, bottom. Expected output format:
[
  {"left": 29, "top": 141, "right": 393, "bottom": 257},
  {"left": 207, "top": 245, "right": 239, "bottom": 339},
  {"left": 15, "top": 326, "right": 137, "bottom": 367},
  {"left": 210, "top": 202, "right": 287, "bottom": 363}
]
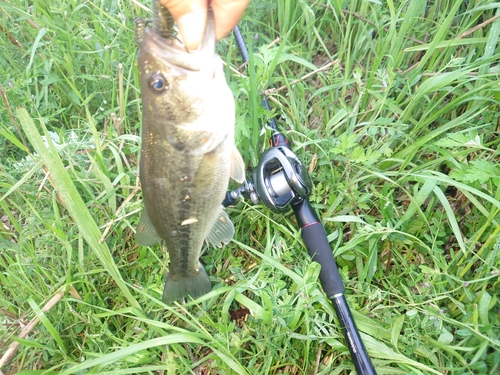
[{"left": 1, "top": 0, "right": 499, "bottom": 374}]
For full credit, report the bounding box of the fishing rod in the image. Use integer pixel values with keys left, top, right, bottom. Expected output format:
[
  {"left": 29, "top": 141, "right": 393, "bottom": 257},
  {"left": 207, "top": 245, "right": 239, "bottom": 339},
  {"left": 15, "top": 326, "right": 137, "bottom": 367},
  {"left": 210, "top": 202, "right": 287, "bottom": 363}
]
[{"left": 224, "top": 26, "right": 377, "bottom": 375}]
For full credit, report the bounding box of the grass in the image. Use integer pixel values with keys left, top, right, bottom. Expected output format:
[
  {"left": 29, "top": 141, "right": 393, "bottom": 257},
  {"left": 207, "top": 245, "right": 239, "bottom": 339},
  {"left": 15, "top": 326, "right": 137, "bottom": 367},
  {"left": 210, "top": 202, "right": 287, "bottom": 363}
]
[{"left": 1, "top": 0, "right": 499, "bottom": 373}]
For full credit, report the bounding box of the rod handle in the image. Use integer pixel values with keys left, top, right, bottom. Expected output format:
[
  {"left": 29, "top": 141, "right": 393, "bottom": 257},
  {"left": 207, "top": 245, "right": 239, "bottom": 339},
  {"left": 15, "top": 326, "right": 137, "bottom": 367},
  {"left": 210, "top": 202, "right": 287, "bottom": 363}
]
[
  {"left": 293, "top": 199, "right": 377, "bottom": 375},
  {"left": 292, "top": 199, "right": 344, "bottom": 296}
]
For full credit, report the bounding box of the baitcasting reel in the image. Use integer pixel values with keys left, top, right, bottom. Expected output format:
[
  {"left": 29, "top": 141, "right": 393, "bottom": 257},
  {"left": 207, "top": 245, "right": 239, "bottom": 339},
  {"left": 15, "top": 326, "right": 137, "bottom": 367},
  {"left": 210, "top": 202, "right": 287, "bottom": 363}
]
[
  {"left": 223, "top": 144, "right": 312, "bottom": 213},
  {"left": 252, "top": 145, "right": 312, "bottom": 212}
]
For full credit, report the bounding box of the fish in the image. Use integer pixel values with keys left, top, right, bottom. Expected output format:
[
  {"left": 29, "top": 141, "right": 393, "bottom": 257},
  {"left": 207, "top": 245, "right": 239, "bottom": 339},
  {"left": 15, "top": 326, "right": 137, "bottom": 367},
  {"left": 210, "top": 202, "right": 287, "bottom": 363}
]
[{"left": 134, "top": 9, "right": 245, "bottom": 304}]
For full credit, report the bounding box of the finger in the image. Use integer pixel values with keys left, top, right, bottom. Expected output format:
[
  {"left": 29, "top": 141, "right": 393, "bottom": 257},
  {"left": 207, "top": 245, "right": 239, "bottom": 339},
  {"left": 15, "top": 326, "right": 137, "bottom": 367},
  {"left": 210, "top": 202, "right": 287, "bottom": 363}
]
[
  {"left": 211, "top": 0, "right": 250, "bottom": 40},
  {"left": 160, "top": 0, "right": 208, "bottom": 50}
]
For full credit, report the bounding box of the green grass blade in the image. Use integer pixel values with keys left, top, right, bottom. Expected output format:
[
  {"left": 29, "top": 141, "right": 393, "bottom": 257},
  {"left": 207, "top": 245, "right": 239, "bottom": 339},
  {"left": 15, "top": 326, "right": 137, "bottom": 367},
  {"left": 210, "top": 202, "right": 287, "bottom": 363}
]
[
  {"left": 16, "top": 107, "right": 139, "bottom": 308},
  {"left": 57, "top": 334, "right": 206, "bottom": 375},
  {"left": 0, "top": 159, "right": 44, "bottom": 203},
  {"left": 362, "top": 334, "right": 442, "bottom": 375},
  {"left": 432, "top": 186, "right": 466, "bottom": 254},
  {"left": 27, "top": 297, "right": 67, "bottom": 354}
]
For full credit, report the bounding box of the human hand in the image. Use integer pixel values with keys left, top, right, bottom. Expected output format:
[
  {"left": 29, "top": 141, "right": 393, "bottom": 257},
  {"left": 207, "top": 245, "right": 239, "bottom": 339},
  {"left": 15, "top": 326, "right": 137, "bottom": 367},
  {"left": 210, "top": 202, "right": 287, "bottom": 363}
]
[{"left": 159, "top": 0, "right": 250, "bottom": 50}]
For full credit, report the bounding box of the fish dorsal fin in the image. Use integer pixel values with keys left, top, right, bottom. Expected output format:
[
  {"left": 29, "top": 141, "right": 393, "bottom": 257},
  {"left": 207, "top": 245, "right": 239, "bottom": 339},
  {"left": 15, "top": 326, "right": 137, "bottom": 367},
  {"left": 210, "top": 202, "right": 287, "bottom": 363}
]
[
  {"left": 230, "top": 146, "right": 245, "bottom": 183},
  {"left": 205, "top": 206, "right": 235, "bottom": 248},
  {"left": 136, "top": 207, "right": 162, "bottom": 246}
]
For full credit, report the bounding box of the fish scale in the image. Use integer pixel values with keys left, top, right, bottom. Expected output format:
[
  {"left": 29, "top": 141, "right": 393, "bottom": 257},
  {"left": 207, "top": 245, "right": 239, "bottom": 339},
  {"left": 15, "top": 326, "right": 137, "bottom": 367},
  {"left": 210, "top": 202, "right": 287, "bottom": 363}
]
[{"left": 135, "top": 9, "right": 245, "bottom": 304}]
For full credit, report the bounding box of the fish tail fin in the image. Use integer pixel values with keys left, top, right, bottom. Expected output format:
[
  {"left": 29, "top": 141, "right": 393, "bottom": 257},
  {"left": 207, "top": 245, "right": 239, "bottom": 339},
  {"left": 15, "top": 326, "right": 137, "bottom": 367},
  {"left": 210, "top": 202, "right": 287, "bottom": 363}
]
[{"left": 162, "top": 264, "right": 212, "bottom": 304}]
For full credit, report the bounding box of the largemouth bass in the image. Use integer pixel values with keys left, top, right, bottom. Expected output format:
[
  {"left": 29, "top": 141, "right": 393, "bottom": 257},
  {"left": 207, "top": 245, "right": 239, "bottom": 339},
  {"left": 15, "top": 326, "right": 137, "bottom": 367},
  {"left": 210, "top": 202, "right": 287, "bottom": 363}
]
[{"left": 134, "top": 10, "right": 245, "bottom": 304}]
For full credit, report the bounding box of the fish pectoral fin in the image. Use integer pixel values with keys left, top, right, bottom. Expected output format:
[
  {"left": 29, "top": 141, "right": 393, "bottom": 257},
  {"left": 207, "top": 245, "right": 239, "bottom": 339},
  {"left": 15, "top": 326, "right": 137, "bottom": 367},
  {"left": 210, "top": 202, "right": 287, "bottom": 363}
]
[
  {"left": 230, "top": 145, "right": 245, "bottom": 183},
  {"left": 205, "top": 206, "right": 235, "bottom": 248},
  {"left": 136, "top": 208, "right": 162, "bottom": 246}
]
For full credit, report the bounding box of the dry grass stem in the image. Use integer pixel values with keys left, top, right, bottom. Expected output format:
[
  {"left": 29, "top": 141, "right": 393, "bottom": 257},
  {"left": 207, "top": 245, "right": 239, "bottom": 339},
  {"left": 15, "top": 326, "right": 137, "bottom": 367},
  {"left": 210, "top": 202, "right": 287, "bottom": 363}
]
[
  {"left": 0, "top": 288, "right": 65, "bottom": 370},
  {"left": 263, "top": 60, "right": 338, "bottom": 95}
]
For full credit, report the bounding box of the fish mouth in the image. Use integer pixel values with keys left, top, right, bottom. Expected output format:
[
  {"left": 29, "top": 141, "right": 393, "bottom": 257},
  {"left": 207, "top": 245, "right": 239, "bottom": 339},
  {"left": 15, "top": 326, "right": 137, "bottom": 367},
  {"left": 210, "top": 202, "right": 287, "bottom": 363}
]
[{"left": 138, "top": 11, "right": 216, "bottom": 72}]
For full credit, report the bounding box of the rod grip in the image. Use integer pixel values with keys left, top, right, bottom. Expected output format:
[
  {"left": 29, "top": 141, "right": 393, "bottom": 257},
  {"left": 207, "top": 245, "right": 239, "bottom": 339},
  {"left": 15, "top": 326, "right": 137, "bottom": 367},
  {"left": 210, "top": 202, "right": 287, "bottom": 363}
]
[
  {"left": 300, "top": 221, "right": 345, "bottom": 297},
  {"left": 293, "top": 199, "right": 344, "bottom": 296}
]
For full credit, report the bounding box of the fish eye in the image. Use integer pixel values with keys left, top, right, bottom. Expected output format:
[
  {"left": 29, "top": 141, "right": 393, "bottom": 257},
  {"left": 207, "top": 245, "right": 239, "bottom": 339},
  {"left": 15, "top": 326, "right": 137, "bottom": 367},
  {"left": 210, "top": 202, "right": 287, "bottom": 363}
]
[{"left": 150, "top": 74, "right": 168, "bottom": 92}]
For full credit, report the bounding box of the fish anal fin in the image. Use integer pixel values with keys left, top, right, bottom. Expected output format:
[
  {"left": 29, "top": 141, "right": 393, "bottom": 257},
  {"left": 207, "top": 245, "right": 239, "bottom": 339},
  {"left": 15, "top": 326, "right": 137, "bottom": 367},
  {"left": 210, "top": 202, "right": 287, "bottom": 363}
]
[
  {"left": 205, "top": 206, "right": 235, "bottom": 248},
  {"left": 136, "top": 207, "right": 162, "bottom": 246},
  {"left": 230, "top": 146, "right": 245, "bottom": 183}
]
